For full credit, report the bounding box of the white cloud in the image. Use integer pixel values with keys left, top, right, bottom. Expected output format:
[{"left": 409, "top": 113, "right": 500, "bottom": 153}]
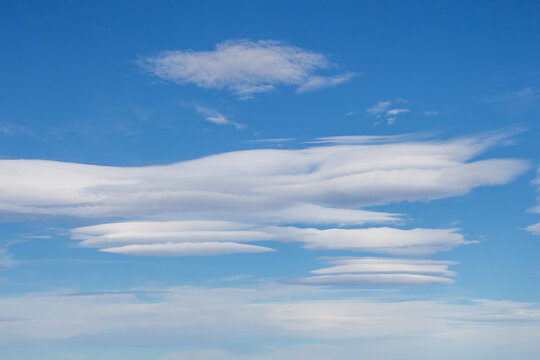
[
  {"left": 1, "top": 283, "right": 540, "bottom": 359},
  {"left": 0, "top": 132, "right": 527, "bottom": 257},
  {"left": 71, "top": 222, "right": 468, "bottom": 256},
  {"left": 308, "top": 133, "right": 429, "bottom": 144},
  {"left": 311, "top": 257, "right": 456, "bottom": 276},
  {"left": 0, "top": 133, "right": 525, "bottom": 217},
  {"left": 246, "top": 138, "right": 295, "bottom": 144},
  {"left": 195, "top": 106, "right": 245, "bottom": 129},
  {"left": 297, "top": 227, "right": 468, "bottom": 255},
  {"left": 290, "top": 257, "right": 456, "bottom": 286},
  {"left": 366, "top": 101, "right": 391, "bottom": 116},
  {"left": 526, "top": 222, "right": 540, "bottom": 235},
  {"left": 387, "top": 108, "right": 410, "bottom": 116},
  {"left": 296, "top": 73, "right": 356, "bottom": 93},
  {"left": 290, "top": 273, "right": 454, "bottom": 286},
  {"left": 221, "top": 274, "right": 253, "bottom": 282},
  {"left": 366, "top": 100, "right": 410, "bottom": 125},
  {"left": 262, "top": 204, "right": 400, "bottom": 225},
  {"left": 158, "top": 335, "right": 540, "bottom": 360},
  {"left": 137, "top": 40, "right": 352, "bottom": 99},
  {"left": 101, "top": 242, "right": 274, "bottom": 256}
]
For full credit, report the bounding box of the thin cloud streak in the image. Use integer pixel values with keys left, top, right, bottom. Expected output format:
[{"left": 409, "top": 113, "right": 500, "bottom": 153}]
[
  {"left": 0, "top": 248, "right": 14, "bottom": 270},
  {"left": 101, "top": 242, "right": 275, "bottom": 256},
  {"left": 481, "top": 87, "right": 540, "bottom": 110},
  {"left": 366, "top": 100, "right": 410, "bottom": 125},
  {"left": 195, "top": 106, "right": 245, "bottom": 129},
  {"left": 290, "top": 273, "right": 454, "bottom": 286},
  {"left": 296, "top": 73, "right": 356, "bottom": 93}
]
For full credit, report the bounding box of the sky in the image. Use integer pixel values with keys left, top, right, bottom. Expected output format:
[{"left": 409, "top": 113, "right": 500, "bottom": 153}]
[{"left": 1, "top": 1, "right": 540, "bottom": 359}]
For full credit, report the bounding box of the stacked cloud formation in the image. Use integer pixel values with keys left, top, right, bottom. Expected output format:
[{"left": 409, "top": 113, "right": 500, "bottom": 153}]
[{"left": 0, "top": 132, "right": 528, "bottom": 285}]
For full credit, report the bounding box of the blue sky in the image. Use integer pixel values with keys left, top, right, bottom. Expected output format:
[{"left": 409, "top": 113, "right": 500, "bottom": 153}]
[{"left": 1, "top": 1, "right": 540, "bottom": 359}]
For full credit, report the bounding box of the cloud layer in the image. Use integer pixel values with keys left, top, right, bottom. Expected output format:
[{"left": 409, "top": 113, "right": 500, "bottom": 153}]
[
  {"left": 138, "top": 40, "right": 353, "bottom": 98},
  {"left": 1, "top": 283, "right": 539, "bottom": 360}
]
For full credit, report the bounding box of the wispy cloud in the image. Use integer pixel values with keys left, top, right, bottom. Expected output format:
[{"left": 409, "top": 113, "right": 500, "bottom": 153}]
[
  {"left": 221, "top": 274, "right": 253, "bottom": 282},
  {"left": 0, "top": 122, "right": 34, "bottom": 137},
  {"left": 61, "top": 289, "right": 171, "bottom": 297},
  {"left": 526, "top": 222, "right": 540, "bottom": 235},
  {"left": 482, "top": 87, "right": 540, "bottom": 110},
  {"left": 386, "top": 108, "right": 410, "bottom": 116},
  {"left": 137, "top": 40, "right": 353, "bottom": 99},
  {"left": 366, "top": 101, "right": 391, "bottom": 116},
  {"left": 526, "top": 166, "right": 540, "bottom": 235},
  {"left": 296, "top": 73, "right": 356, "bottom": 93},
  {"left": 195, "top": 106, "right": 245, "bottom": 129},
  {"left": 308, "top": 132, "right": 431, "bottom": 144},
  {"left": 0, "top": 248, "right": 13, "bottom": 270},
  {"left": 246, "top": 138, "right": 295, "bottom": 144},
  {"left": 366, "top": 100, "right": 410, "bottom": 125}
]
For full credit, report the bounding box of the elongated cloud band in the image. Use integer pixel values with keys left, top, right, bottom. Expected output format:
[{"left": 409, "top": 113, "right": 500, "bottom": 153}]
[
  {"left": 0, "top": 133, "right": 526, "bottom": 218},
  {"left": 0, "top": 132, "right": 528, "bottom": 259},
  {"left": 72, "top": 221, "right": 468, "bottom": 256},
  {"left": 102, "top": 242, "right": 275, "bottom": 256},
  {"left": 290, "top": 257, "right": 456, "bottom": 286}
]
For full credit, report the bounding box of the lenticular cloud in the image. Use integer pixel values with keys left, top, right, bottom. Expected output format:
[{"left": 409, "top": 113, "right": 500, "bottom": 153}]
[
  {"left": 0, "top": 132, "right": 528, "bottom": 258},
  {"left": 0, "top": 132, "right": 527, "bottom": 219},
  {"left": 71, "top": 221, "right": 469, "bottom": 256},
  {"left": 289, "top": 257, "right": 457, "bottom": 286}
]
